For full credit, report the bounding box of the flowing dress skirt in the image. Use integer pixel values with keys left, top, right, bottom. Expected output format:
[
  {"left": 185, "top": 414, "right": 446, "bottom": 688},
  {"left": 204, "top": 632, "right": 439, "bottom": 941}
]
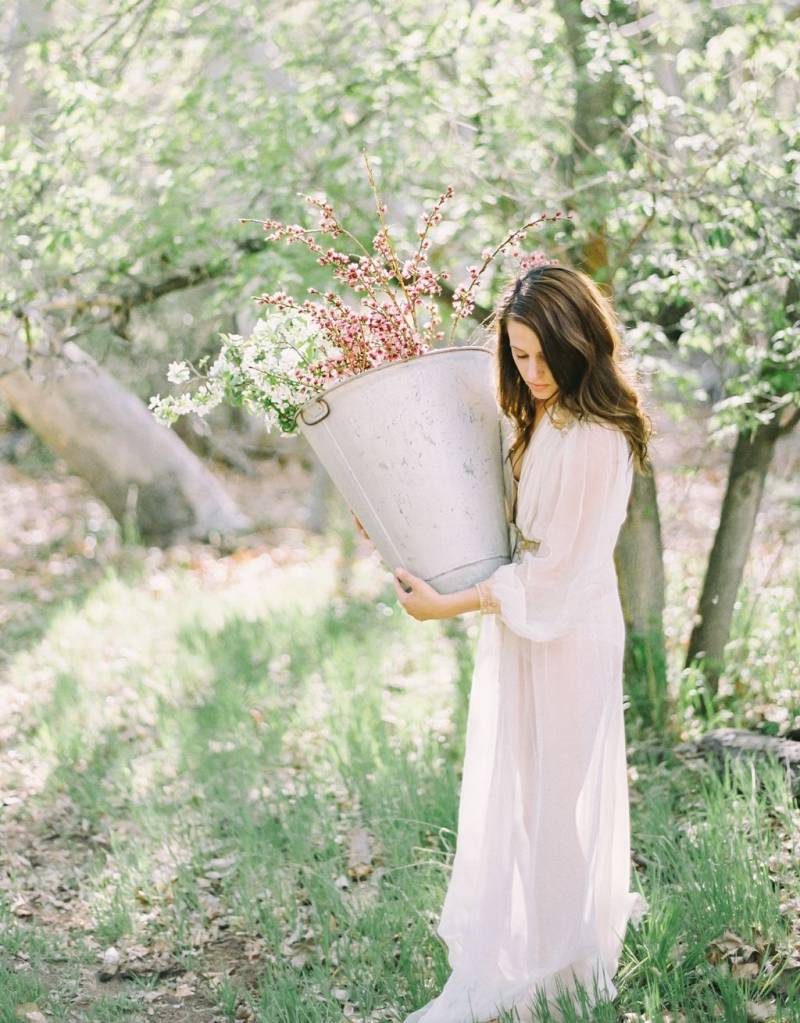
[
  {"left": 404, "top": 416, "right": 648, "bottom": 1022},
  {"left": 403, "top": 594, "right": 648, "bottom": 1023}
]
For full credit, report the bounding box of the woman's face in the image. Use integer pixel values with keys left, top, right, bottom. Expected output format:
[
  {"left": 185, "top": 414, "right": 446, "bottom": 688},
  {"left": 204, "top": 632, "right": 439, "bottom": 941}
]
[{"left": 507, "top": 319, "right": 558, "bottom": 405}]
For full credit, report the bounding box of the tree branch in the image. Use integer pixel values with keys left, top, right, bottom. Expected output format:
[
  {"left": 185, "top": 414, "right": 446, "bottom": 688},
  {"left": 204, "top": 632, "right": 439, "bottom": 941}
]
[
  {"left": 7, "top": 230, "right": 497, "bottom": 378},
  {"left": 777, "top": 404, "right": 800, "bottom": 437}
]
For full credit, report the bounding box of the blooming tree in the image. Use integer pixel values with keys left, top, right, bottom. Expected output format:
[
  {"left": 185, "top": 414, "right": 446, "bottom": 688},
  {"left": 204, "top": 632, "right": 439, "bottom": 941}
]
[{"left": 150, "top": 154, "right": 568, "bottom": 433}]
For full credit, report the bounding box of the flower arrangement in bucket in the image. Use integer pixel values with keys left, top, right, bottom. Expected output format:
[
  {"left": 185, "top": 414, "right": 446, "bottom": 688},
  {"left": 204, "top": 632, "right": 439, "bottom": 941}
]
[{"left": 150, "top": 152, "right": 570, "bottom": 593}]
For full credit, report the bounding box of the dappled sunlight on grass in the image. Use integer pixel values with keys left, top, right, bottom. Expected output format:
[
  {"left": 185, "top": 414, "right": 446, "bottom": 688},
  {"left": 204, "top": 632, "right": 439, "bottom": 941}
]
[
  {"left": 625, "top": 752, "right": 800, "bottom": 1019},
  {"left": 1, "top": 541, "right": 473, "bottom": 1019},
  {"left": 1, "top": 534, "right": 799, "bottom": 1020},
  {"left": 2, "top": 547, "right": 342, "bottom": 800}
]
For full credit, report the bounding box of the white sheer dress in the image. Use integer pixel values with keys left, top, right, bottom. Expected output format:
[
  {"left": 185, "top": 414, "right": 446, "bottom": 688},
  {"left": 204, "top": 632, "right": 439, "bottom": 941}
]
[{"left": 404, "top": 409, "right": 648, "bottom": 1023}]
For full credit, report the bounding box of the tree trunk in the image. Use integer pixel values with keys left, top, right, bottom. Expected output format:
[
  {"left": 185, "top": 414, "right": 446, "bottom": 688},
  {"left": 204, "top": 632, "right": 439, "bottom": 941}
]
[
  {"left": 554, "top": 0, "right": 668, "bottom": 709},
  {"left": 306, "top": 454, "right": 332, "bottom": 533},
  {"left": 685, "top": 419, "right": 782, "bottom": 691},
  {"left": 0, "top": 342, "right": 250, "bottom": 544},
  {"left": 1, "top": 0, "right": 247, "bottom": 545},
  {"left": 677, "top": 727, "right": 800, "bottom": 799},
  {"left": 615, "top": 470, "right": 668, "bottom": 728}
]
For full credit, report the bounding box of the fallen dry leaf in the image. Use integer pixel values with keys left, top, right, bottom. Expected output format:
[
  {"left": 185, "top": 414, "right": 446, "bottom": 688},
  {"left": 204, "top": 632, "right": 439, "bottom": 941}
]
[
  {"left": 98, "top": 945, "right": 121, "bottom": 980},
  {"left": 746, "top": 1000, "right": 777, "bottom": 1022},
  {"left": 282, "top": 922, "right": 316, "bottom": 969},
  {"left": 347, "top": 827, "right": 374, "bottom": 880},
  {"left": 707, "top": 926, "right": 769, "bottom": 979},
  {"left": 15, "top": 1005, "right": 46, "bottom": 1023}
]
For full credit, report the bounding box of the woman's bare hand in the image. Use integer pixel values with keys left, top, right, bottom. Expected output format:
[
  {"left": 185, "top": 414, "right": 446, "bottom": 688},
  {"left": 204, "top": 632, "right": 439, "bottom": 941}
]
[{"left": 393, "top": 567, "right": 446, "bottom": 621}]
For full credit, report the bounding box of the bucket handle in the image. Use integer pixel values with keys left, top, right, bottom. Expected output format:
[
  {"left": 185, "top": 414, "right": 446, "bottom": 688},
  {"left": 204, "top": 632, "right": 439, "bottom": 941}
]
[{"left": 299, "top": 397, "right": 330, "bottom": 426}]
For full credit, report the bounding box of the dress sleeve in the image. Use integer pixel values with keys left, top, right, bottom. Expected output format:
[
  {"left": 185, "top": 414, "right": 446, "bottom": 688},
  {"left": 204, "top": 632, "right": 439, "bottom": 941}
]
[{"left": 480, "top": 421, "right": 630, "bottom": 642}]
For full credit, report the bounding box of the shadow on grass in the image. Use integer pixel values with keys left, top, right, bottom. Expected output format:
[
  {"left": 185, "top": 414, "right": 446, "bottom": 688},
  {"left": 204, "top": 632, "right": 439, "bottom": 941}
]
[
  {"left": 26, "top": 570, "right": 798, "bottom": 1021},
  {"left": 1, "top": 557, "right": 144, "bottom": 679}
]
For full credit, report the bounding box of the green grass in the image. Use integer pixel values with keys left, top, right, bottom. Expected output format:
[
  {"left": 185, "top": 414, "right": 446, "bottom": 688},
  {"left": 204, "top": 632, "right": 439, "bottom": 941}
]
[
  {"left": 0, "top": 907, "right": 74, "bottom": 1022},
  {"left": 1, "top": 540, "right": 799, "bottom": 1022}
]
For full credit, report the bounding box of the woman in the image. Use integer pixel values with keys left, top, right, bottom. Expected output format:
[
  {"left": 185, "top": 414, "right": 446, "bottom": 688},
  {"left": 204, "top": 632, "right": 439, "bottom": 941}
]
[{"left": 389, "top": 263, "right": 651, "bottom": 1022}]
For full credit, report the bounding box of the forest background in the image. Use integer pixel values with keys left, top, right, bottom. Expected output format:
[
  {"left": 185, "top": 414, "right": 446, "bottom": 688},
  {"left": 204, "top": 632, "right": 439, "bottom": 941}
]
[{"left": 0, "top": 1, "right": 798, "bottom": 1021}]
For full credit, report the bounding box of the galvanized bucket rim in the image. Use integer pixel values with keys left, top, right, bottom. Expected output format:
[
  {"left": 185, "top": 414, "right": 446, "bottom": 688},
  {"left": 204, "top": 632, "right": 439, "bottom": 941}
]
[{"left": 294, "top": 343, "right": 495, "bottom": 429}]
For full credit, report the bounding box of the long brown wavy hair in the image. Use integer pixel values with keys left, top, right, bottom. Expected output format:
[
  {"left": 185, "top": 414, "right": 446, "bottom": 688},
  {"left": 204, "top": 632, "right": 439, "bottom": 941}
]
[{"left": 493, "top": 263, "right": 653, "bottom": 476}]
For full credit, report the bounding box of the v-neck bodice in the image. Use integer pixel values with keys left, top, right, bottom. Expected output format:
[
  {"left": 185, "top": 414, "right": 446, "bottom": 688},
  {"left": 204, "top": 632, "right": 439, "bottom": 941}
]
[
  {"left": 503, "top": 411, "right": 632, "bottom": 579},
  {"left": 509, "top": 414, "right": 550, "bottom": 520}
]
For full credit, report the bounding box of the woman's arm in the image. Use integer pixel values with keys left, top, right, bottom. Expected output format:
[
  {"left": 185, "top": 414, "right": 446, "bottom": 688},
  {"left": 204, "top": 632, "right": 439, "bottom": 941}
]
[
  {"left": 478, "top": 421, "right": 631, "bottom": 641},
  {"left": 392, "top": 569, "right": 481, "bottom": 621}
]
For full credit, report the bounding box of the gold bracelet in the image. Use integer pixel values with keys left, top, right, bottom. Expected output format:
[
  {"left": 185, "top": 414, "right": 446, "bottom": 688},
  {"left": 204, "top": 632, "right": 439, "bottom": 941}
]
[{"left": 476, "top": 580, "right": 501, "bottom": 615}]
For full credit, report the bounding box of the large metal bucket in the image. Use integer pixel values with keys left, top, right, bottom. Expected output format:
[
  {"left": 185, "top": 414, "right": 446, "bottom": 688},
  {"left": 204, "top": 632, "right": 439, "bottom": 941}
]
[{"left": 295, "top": 345, "right": 511, "bottom": 594}]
